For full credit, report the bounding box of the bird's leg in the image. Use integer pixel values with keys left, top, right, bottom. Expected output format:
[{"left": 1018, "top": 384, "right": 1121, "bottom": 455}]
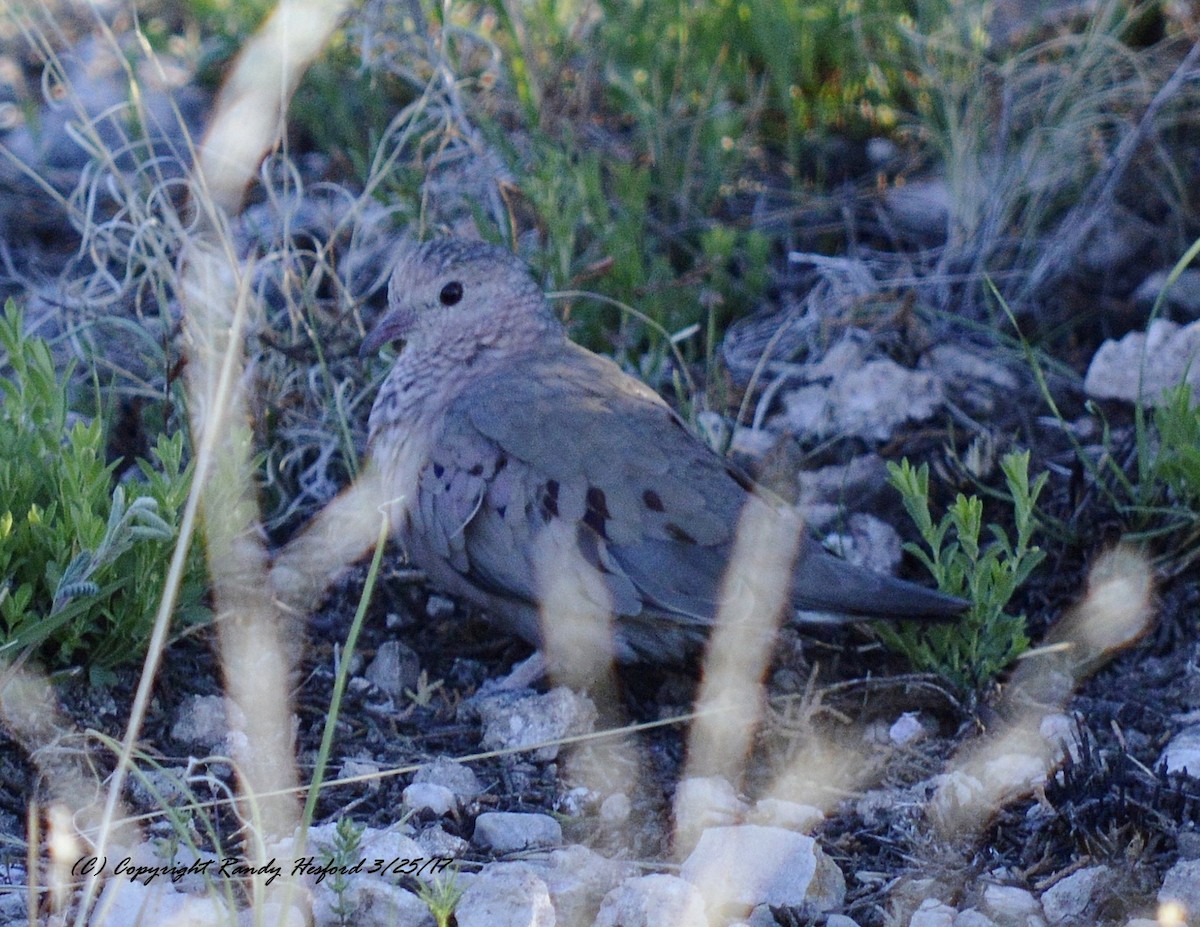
[{"left": 477, "top": 651, "right": 549, "bottom": 694}]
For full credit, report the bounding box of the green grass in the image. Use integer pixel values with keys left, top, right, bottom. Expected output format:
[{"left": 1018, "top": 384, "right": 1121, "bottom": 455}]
[{"left": 474, "top": 0, "right": 954, "bottom": 356}]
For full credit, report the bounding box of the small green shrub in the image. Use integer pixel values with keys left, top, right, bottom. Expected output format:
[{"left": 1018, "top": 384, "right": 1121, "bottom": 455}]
[
  {"left": 417, "top": 868, "right": 465, "bottom": 927},
  {"left": 1147, "top": 383, "right": 1200, "bottom": 507},
  {"left": 1116, "top": 380, "right": 1200, "bottom": 558},
  {"left": 0, "top": 300, "right": 205, "bottom": 680},
  {"left": 322, "top": 817, "right": 366, "bottom": 927},
  {"left": 881, "top": 450, "right": 1047, "bottom": 693}
]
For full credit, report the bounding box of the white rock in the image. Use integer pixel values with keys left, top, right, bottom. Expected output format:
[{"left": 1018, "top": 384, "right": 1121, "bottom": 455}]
[
  {"left": 90, "top": 879, "right": 232, "bottom": 927},
  {"left": 955, "top": 910, "right": 999, "bottom": 927},
  {"left": 924, "top": 344, "right": 1019, "bottom": 394},
  {"left": 533, "top": 846, "right": 633, "bottom": 924},
  {"left": 932, "top": 769, "right": 987, "bottom": 816},
  {"left": 311, "top": 878, "right": 433, "bottom": 927},
  {"left": 730, "top": 425, "right": 778, "bottom": 459},
  {"left": 672, "top": 777, "right": 748, "bottom": 855},
  {"left": 476, "top": 687, "right": 597, "bottom": 761},
  {"left": 1084, "top": 318, "right": 1200, "bottom": 405},
  {"left": 556, "top": 786, "right": 595, "bottom": 817},
  {"left": 981, "top": 884, "right": 1045, "bottom": 927},
  {"left": 798, "top": 455, "right": 891, "bottom": 512},
  {"left": 599, "top": 793, "right": 632, "bottom": 825},
  {"left": 413, "top": 756, "right": 482, "bottom": 801},
  {"left": 1158, "top": 859, "right": 1200, "bottom": 912},
  {"left": 889, "top": 712, "right": 927, "bottom": 746},
  {"left": 828, "top": 916, "right": 864, "bottom": 927},
  {"left": 171, "top": 694, "right": 228, "bottom": 751},
  {"left": 238, "top": 901, "right": 308, "bottom": 927},
  {"left": 1161, "top": 725, "right": 1200, "bottom": 777},
  {"left": 473, "top": 812, "right": 562, "bottom": 854},
  {"left": 454, "top": 865, "right": 555, "bottom": 927},
  {"left": 910, "top": 899, "right": 957, "bottom": 927},
  {"left": 821, "top": 513, "right": 903, "bottom": 575},
  {"left": 747, "top": 906, "right": 779, "bottom": 927},
  {"left": 781, "top": 346, "right": 944, "bottom": 442},
  {"left": 1041, "top": 866, "right": 1108, "bottom": 924},
  {"left": 594, "top": 875, "right": 706, "bottom": 927},
  {"left": 360, "top": 826, "right": 426, "bottom": 868},
  {"left": 478, "top": 848, "right": 630, "bottom": 925},
  {"left": 404, "top": 782, "right": 457, "bottom": 817},
  {"left": 415, "top": 824, "right": 468, "bottom": 859},
  {"left": 680, "top": 825, "right": 844, "bottom": 911}
]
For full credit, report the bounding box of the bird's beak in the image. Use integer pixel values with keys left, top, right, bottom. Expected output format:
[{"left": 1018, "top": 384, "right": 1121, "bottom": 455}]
[{"left": 359, "top": 305, "right": 417, "bottom": 358}]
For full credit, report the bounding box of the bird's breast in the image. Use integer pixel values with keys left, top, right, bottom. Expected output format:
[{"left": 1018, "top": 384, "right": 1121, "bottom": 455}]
[{"left": 369, "top": 418, "right": 436, "bottom": 529}]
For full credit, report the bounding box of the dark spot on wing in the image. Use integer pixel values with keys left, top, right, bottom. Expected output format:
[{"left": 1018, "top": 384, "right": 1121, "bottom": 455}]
[
  {"left": 468, "top": 463, "right": 484, "bottom": 476},
  {"left": 495, "top": 504, "right": 507, "bottom": 518},
  {"left": 432, "top": 462, "right": 445, "bottom": 479},
  {"left": 584, "top": 486, "right": 609, "bottom": 539},
  {"left": 586, "top": 487, "right": 609, "bottom": 518},
  {"left": 665, "top": 522, "right": 696, "bottom": 545},
  {"left": 541, "top": 480, "right": 560, "bottom": 519},
  {"left": 495, "top": 454, "right": 508, "bottom": 472},
  {"left": 643, "top": 489, "right": 665, "bottom": 512}
]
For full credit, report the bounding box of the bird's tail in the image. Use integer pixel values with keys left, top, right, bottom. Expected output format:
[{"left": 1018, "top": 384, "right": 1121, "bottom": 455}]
[{"left": 791, "top": 539, "right": 968, "bottom": 624}]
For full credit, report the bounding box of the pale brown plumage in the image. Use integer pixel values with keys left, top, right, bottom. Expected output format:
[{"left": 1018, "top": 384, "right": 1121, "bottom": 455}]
[{"left": 361, "top": 238, "right": 966, "bottom": 664}]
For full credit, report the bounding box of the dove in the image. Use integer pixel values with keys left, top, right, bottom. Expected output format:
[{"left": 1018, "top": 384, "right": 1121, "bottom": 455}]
[{"left": 359, "top": 238, "right": 967, "bottom": 665}]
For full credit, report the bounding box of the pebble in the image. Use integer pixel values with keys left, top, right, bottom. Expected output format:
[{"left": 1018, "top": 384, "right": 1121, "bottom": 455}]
[
  {"left": 595, "top": 874, "right": 707, "bottom": 927},
  {"left": 473, "top": 812, "right": 563, "bottom": 854}
]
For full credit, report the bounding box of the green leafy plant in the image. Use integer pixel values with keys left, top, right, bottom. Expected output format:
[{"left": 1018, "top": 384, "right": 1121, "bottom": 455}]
[
  {"left": 416, "top": 869, "right": 465, "bottom": 927},
  {"left": 0, "top": 299, "right": 205, "bottom": 679},
  {"left": 322, "top": 817, "right": 366, "bottom": 927},
  {"left": 881, "top": 450, "right": 1048, "bottom": 693}
]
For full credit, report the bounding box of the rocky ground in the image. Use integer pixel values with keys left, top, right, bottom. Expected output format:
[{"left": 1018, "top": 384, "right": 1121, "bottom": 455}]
[{"left": 2, "top": 3, "right": 1200, "bottom": 926}]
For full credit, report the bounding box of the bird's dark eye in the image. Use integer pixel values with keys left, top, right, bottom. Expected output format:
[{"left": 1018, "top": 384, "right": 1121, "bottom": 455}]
[{"left": 439, "top": 281, "right": 464, "bottom": 306}]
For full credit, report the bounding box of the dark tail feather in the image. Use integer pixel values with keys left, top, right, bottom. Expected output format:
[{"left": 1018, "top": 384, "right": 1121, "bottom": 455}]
[{"left": 791, "top": 539, "right": 968, "bottom": 624}]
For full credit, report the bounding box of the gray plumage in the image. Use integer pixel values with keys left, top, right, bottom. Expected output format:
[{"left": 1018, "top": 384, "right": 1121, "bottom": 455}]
[{"left": 362, "top": 239, "right": 967, "bottom": 664}]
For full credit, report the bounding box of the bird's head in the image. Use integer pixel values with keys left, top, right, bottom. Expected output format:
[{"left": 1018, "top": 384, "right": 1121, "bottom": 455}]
[{"left": 360, "top": 238, "right": 557, "bottom": 357}]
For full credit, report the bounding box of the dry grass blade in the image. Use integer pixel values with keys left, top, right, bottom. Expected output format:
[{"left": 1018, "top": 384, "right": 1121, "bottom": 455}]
[
  {"left": 167, "top": 2, "right": 352, "bottom": 923},
  {"left": 65, "top": 2, "right": 352, "bottom": 924}
]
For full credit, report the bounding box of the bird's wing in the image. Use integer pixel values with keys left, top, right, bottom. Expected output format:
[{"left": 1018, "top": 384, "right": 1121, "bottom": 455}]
[
  {"left": 411, "top": 343, "right": 750, "bottom": 626},
  {"left": 411, "top": 341, "right": 967, "bottom": 648}
]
